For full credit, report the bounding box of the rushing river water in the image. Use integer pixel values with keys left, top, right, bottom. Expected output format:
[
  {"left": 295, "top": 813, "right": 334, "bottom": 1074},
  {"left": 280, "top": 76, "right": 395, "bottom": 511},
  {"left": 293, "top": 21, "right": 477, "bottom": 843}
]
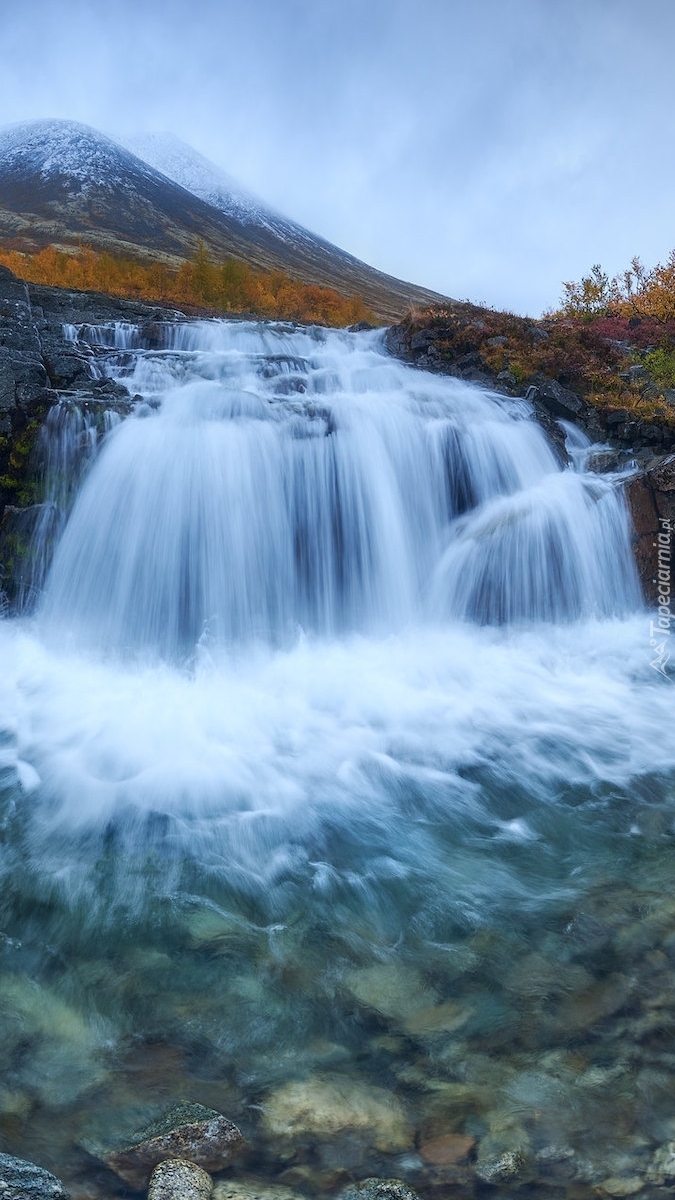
[{"left": 0, "top": 321, "right": 674, "bottom": 1196}]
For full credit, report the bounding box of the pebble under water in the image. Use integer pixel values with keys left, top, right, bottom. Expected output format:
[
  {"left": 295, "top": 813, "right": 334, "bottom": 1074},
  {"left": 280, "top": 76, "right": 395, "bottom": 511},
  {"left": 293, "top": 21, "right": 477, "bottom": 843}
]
[{"left": 0, "top": 321, "right": 674, "bottom": 1198}]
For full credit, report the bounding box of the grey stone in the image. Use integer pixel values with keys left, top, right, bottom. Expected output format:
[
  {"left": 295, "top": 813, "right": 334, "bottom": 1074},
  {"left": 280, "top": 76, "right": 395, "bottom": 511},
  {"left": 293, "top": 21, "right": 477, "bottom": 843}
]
[
  {"left": 410, "top": 329, "right": 439, "bottom": 351},
  {"left": 338, "top": 1180, "right": 422, "bottom": 1200},
  {"left": 475, "top": 1149, "right": 529, "bottom": 1184},
  {"left": 148, "top": 1160, "right": 213, "bottom": 1200},
  {"left": 525, "top": 379, "right": 584, "bottom": 419},
  {"left": 0, "top": 1155, "right": 69, "bottom": 1200},
  {"left": 102, "top": 1102, "right": 245, "bottom": 1190},
  {"left": 0, "top": 348, "right": 48, "bottom": 412}
]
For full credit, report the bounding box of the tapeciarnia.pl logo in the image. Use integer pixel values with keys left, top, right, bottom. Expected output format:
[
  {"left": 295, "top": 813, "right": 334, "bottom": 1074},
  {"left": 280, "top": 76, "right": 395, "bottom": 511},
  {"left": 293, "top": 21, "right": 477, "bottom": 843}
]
[{"left": 650, "top": 517, "right": 673, "bottom": 679}]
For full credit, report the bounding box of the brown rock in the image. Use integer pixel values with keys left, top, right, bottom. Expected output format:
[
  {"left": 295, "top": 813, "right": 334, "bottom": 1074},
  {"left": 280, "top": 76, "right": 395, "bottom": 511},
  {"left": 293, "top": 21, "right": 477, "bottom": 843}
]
[
  {"left": 148, "top": 1160, "right": 213, "bottom": 1200},
  {"left": 103, "top": 1103, "right": 245, "bottom": 1190},
  {"left": 626, "top": 455, "right": 675, "bottom": 603},
  {"left": 418, "top": 1133, "right": 476, "bottom": 1165}
]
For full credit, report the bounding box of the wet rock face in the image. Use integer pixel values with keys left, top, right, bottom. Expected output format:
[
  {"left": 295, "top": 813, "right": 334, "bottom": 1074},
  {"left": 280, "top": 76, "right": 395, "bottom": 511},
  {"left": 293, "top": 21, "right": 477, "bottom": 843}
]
[
  {"left": 0, "top": 1155, "right": 69, "bottom": 1200},
  {"left": 101, "top": 1103, "right": 245, "bottom": 1190},
  {"left": 0, "top": 268, "right": 186, "bottom": 602},
  {"left": 0, "top": 267, "right": 183, "bottom": 518},
  {"left": 626, "top": 455, "right": 675, "bottom": 604}
]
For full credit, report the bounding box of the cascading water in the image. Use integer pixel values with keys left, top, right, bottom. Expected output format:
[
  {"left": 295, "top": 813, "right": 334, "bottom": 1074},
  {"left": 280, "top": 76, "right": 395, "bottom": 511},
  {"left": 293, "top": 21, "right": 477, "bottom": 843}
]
[
  {"left": 40, "top": 321, "right": 639, "bottom": 655},
  {"left": 0, "top": 319, "right": 673, "bottom": 1194}
]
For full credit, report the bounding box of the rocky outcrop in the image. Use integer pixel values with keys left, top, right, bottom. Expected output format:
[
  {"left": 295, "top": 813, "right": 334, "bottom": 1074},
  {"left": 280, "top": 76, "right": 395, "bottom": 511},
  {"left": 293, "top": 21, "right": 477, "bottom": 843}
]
[
  {"left": 0, "top": 267, "right": 188, "bottom": 605},
  {"left": 385, "top": 317, "right": 675, "bottom": 600},
  {"left": 384, "top": 318, "right": 675, "bottom": 456},
  {"left": 0, "top": 266, "right": 183, "bottom": 518}
]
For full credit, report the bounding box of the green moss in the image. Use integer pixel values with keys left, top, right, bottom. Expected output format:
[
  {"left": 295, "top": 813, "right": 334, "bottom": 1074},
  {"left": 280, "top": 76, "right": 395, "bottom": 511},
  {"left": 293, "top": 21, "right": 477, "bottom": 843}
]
[
  {"left": 0, "top": 418, "right": 43, "bottom": 508},
  {"left": 645, "top": 346, "right": 675, "bottom": 389}
]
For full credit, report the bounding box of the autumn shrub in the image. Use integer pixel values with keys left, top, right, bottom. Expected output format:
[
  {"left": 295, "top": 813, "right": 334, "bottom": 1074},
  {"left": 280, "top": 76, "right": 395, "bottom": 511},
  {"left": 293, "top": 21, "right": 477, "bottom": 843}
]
[{"left": 0, "top": 243, "right": 375, "bottom": 327}]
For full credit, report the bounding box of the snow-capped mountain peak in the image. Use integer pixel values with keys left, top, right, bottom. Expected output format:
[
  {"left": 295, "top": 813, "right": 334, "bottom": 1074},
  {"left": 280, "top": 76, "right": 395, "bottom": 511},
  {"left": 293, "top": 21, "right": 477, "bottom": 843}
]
[
  {"left": 123, "top": 132, "right": 314, "bottom": 245},
  {"left": 0, "top": 119, "right": 158, "bottom": 192}
]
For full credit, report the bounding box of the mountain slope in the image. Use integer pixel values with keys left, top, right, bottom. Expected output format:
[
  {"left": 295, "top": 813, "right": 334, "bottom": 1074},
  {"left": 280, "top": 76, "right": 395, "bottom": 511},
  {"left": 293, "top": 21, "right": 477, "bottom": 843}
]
[{"left": 0, "top": 120, "right": 448, "bottom": 320}]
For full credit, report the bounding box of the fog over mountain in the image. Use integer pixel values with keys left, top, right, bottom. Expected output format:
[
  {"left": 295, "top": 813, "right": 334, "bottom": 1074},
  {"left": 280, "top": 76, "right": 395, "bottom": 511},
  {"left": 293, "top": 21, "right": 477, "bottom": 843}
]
[
  {"left": 0, "top": 0, "right": 674, "bottom": 312},
  {"left": 0, "top": 119, "right": 447, "bottom": 319}
]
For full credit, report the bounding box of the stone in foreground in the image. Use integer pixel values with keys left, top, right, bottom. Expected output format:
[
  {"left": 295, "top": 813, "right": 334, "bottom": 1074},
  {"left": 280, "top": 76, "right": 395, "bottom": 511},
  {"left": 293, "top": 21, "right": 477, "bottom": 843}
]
[
  {"left": 148, "top": 1160, "right": 213, "bottom": 1200},
  {"left": 338, "top": 1180, "right": 422, "bottom": 1200},
  {"left": 214, "top": 1184, "right": 304, "bottom": 1200},
  {"left": 103, "top": 1103, "right": 245, "bottom": 1190},
  {"left": 262, "top": 1076, "right": 410, "bottom": 1152},
  {"left": 0, "top": 1155, "right": 69, "bottom": 1200}
]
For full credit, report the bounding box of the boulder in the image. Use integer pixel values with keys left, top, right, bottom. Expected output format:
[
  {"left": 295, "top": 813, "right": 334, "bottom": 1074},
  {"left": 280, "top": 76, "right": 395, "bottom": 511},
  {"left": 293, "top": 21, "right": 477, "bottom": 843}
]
[
  {"left": 0, "top": 1155, "right": 68, "bottom": 1200},
  {"left": 625, "top": 455, "right": 675, "bottom": 603},
  {"left": 475, "top": 1149, "right": 530, "bottom": 1185},
  {"left": 102, "top": 1103, "right": 245, "bottom": 1190},
  {"left": 337, "top": 1181, "right": 421, "bottom": 1200},
  {"left": 525, "top": 379, "right": 586, "bottom": 420}
]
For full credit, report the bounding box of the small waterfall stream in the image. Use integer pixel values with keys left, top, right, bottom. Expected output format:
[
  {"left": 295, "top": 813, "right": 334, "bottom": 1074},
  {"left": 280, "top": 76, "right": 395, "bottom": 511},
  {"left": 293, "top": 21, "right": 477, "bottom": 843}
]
[{"left": 0, "top": 319, "right": 672, "bottom": 1194}]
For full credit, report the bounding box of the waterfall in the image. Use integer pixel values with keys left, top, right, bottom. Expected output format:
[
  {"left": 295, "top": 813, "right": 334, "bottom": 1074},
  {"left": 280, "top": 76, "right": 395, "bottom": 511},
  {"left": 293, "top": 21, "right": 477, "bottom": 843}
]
[
  {"left": 1, "top": 319, "right": 673, "bottom": 1189},
  {"left": 8, "top": 400, "right": 119, "bottom": 609},
  {"left": 38, "top": 320, "right": 640, "bottom": 657}
]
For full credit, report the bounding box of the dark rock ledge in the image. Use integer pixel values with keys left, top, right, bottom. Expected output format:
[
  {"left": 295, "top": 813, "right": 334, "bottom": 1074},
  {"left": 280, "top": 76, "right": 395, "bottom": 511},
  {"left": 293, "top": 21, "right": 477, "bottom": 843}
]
[{"left": 0, "top": 267, "right": 188, "bottom": 603}]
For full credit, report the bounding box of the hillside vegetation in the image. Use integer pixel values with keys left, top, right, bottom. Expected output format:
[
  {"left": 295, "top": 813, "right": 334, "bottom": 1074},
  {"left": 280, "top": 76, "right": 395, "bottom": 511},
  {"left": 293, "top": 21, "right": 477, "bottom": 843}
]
[
  {"left": 398, "top": 250, "right": 675, "bottom": 433},
  {"left": 0, "top": 242, "right": 375, "bottom": 327}
]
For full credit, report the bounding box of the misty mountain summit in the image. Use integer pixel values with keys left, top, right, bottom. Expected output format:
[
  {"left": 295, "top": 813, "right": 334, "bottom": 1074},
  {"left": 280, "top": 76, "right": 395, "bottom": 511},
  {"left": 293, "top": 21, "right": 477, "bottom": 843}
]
[{"left": 0, "top": 118, "right": 445, "bottom": 320}]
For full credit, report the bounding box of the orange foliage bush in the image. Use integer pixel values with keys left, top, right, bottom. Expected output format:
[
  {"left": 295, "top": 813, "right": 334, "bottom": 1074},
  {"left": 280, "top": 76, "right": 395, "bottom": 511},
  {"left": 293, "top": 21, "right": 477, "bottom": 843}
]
[
  {"left": 554, "top": 250, "right": 675, "bottom": 326},
  {"left": 0, "top": 242, "right": 375, "bottom": 327}
]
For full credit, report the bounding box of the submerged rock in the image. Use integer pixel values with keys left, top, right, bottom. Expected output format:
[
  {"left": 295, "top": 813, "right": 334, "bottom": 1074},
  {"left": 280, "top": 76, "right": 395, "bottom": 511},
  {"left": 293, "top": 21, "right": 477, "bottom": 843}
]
[
  {"left": 342, "top": 963, "right": 436, "bottom": 1024},
  {"left": 337, "top": 1180, "right": 422, "bottom": 1200},
  {"left": 148, "top": 1160, "right": 213, "bottom": 1200},
  {"left": 599, "top": 1178, "right": 645, "bottom": 1197},
  {"left": 418, "top": 1132, "right": 476, "bottom": 1165},
  {"left": 214, "top": 1184, "right": 305, "bottom": 1200},
  {"left": 646, "top": 1140, "right": 675, "bottom": 1184},
  {"left": 261, "top": 1076, "right": 411, "bottom": 1151},
  {"left": 0, "top": 973, "right": 110, "bottom": 1107},
  {"left": 103, "top": 1102, "right": 245, "bottom": 1190},
  {"left": 475, "top": 1149, "right": 530, "bottom": 1185},
  {"left": 0, "top": 1155, "right": 68, "bottom": 1200}
]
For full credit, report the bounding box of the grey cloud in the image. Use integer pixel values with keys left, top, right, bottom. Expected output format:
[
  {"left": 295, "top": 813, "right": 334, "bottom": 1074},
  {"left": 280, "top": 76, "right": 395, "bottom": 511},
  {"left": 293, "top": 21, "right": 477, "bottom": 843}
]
[{"left": 0, "top": 0, "right": 674, "bottom": 313}]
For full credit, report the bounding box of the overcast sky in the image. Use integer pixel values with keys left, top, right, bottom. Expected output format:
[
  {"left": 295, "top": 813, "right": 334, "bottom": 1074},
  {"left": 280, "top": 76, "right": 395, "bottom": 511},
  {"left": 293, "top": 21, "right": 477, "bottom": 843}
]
[{"left": 1, "top": 0, "right": 674, "bottom": 314}]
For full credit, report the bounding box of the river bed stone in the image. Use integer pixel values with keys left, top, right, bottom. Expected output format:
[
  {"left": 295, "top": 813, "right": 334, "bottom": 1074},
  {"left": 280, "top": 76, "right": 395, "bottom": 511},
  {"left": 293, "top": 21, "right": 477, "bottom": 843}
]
[
  {"left": 102, "top": 1103, "right": 244, "bottom": 1189},
  {"left": 148, "top": 1161, "right": 213, "bottom": 1200},
  {"left": 0, "top": 1155, "right": 68, "bottom": 1200},
  {"left": 261, "top": 1076, "right": 411, "bottom": 1152}
]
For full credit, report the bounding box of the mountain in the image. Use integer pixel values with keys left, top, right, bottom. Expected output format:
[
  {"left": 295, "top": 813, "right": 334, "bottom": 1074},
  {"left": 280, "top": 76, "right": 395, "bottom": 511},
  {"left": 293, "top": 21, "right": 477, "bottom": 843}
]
[{"left": 0, "top": 119, "right": 448, "bottom": 320}]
